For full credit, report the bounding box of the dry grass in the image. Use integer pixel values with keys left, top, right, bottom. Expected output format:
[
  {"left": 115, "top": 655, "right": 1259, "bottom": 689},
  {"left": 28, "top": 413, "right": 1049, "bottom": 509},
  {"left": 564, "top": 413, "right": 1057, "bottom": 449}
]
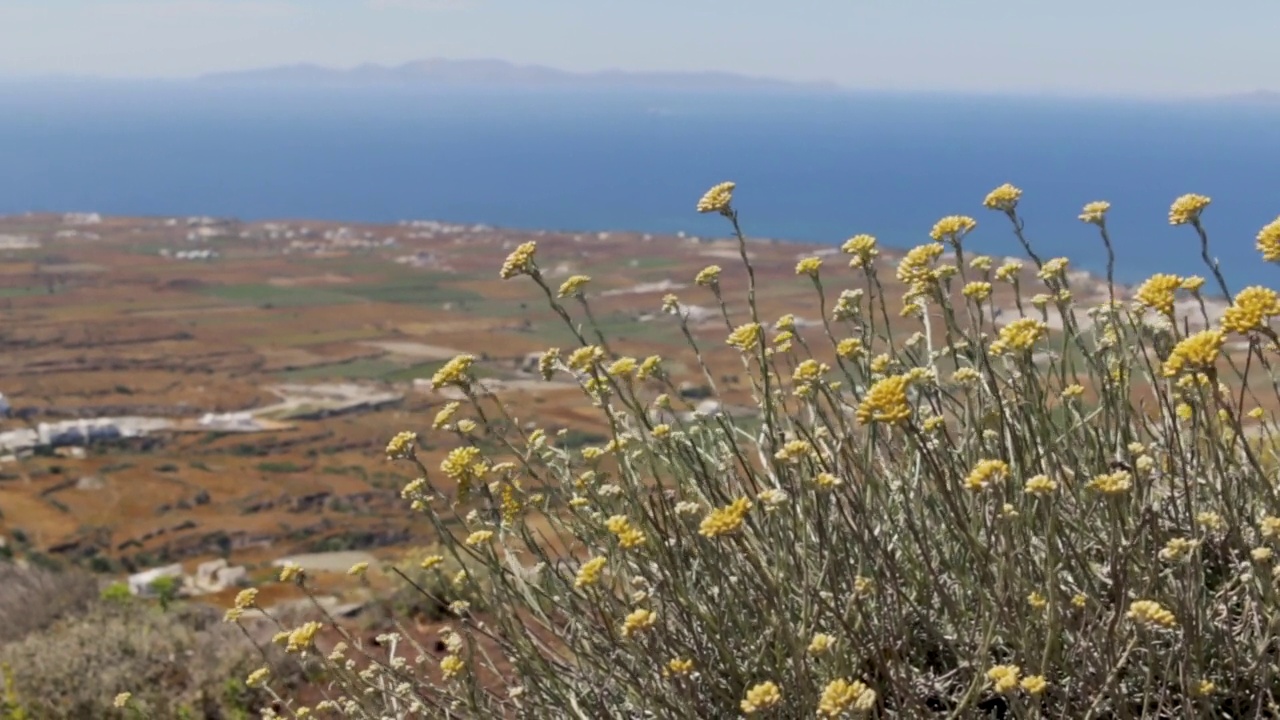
[
  {"left": 0, "top": 560, "right": 99, "bottom": 645},
  {"left": 0, "top": 599, "right": 298, "bottom": 719}
]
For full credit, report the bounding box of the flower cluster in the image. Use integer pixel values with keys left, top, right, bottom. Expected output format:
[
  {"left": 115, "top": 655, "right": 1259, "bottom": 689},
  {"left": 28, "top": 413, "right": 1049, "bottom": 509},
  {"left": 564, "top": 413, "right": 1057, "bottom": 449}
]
[{"left": 1168, "top": 193, "right": 1211, "bottom": 225}]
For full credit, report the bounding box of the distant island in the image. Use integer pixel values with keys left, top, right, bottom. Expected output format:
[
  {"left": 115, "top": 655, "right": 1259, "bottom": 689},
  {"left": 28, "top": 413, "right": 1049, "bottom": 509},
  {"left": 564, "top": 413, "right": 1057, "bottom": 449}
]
[{"left": 197, "top": 57, "right": 845, "bottom": 93}]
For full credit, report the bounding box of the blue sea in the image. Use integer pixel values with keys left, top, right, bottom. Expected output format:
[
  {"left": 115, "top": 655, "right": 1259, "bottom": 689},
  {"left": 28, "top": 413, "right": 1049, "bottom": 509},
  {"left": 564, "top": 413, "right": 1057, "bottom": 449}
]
[{"left": 2, "top": 82, "right": 1279, "bottom": 286}]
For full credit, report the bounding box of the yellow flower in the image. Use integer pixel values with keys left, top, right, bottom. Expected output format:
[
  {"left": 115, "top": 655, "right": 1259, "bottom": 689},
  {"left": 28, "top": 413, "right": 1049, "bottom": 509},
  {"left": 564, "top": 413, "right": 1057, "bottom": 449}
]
[
  {"left": 346, "top": 561, "right": 369, "bottom": 577},
  {"left": 962, "top": 281, "right": 992, "bottom": 301},
  {"left": 741, "top": 681, "right": 782, "bottom": 714},
  {"left": 567, "top": 345, "right": 604, "bottom": 372},
  {"left": 286, "top": 621, "right": 323, "bottom": 653},
  {"left": 792, "top": 359, "right": 828, "bottom": 385},
  {"left": 420, "top": 554, "right": 445, "bottom": 570},
  {"left": 1127, "top": 599, "right": 1176, "bottom": 628},
  {"left": 1181, "top": 275, "right": 1205, "bottom": 292},
  {"left": 605, "top": 515, "right": 647, "bottom": 549},
  {"left": 557, "top": 274, "right": 591, "bottom": 298},
  {"left": 1061, "top": 384, "right": 1085, "bottom": 399},
  {"left": 575, "top": 557, "right": 606, "bottom": 588},
  {"left": 951, "top": 367, "right": 981, "bottom": 385},
  {"left": 465, "top": 530, "right": 494, "bottom": 546},
  {"left": 665, "top": 658, "right": 695, "bottom": 677},
  {"left": 995, "top": 259, "right": 1023, "bottom": 282},
  {"left": 430, "top": 402, "right": 459, "bottom": 430},
  {"left": 983, "top": 183, "right": 1022, "bottom": 212},
  {"left": 1222, "top": 285, "right": 1280, "bottom": 334},
  {"left": 1260, "top": 515, "right": 1280, "bottom": 538},
  {"left": 1088, "top": 470, "right": 1132, "bottom": 495},
  {"left": 699, "top": 497, "right": 752, "bottom": 538},
  {"left": 278, "top": 562, "right": 303, "bottom": 584},
  {"left": 1078, "top": 200, "right": 1111, "bottom": 224},
  {"left": 965, "top": 459, "right": 1010, "bottom": 491},
  {"left": 1161, "top": 329, "right": 1225, "bottom": 377},
  {"left": 929, "top": 215, "right": 978, "bottom": 243},
  {"left": 815, "top": 472, "right": 842, "bottom": 489},
  {"left": 440, "top": 654, "right": 465, "bottom": 679},
  {"left": 245, "top": 667, "right": 270, "bottom": 688},
  {"left": 620, "top": 608, "right": 656, "bottom": 638},
  {"left": 1252, "top": 547, "right": 1273, "bottom": 562},
  {"left": 1134, "top": 273, "right": 1183, "bottom": 316},
  {"left": 385, "top": 430, "right": 417, "bottom": 459},
  {"left": 431, "top": 353, "right": 476, "bottom": 388},
  {"left": 233, "top": 588, "right": 258, "bottom": 609},
  {"left": 1024, "top": 474, "right": 1057, "bottom": 495},
  {"left": 1072, "top": 593, "right": 1087, "bottom": 608},
  {"left": 987, "top": 665, "right": 1021, "bottom": 694},
  {"left": 1027, "top": 592, "right": 1048, "bottom": 610},
  {"left": 854, "top": 576, "right": 874, "bottom": 597},
  {"left": 808, "top": 633, "right": 835, "bottom": 656},
  {"left": 113, "top": 692, "right": 132, "bottom": 708},
  {"left": 1195, "top": 680, "right": 1216, "bottom": 696},
  {"left": 499, "top": 241, "right": 537, "bottom": 279},
  {"left": 1197, "top": 512, "right": 1224, "bottom": 531},
  {"left": 896, "top": 242, "right": 945, "bottom": 284},
  {"left": 991, "top": 318, "right": 1048, "bottom": 354},
  {"left": 695, "top": 265, "right": 722, "bottom": 286},
  {"left": 857, "top": 374, "right": 913, "bottom": 425},
  {"left": 1038, "top": 257, "right": 1069, "bottom": 281},
  {"left": 1257, "top": 216, "right": 1280, "bottom": 262},
  {"left": 842, "top": 234, "right": 878, "bottom": 267},
  {"left": 836, "top": 337, "right": 864, "bottom": 360},
  {"left": 1168, "top": 193, "right": 1211, "bottom": 225},
  {"left": 970, "top": 255, "right": 993, "bottom": 271},
  {"left": 817, "top": 678, "right": 877, "bottom": 716},
  {"left": 1158, "top": 537, "right": 1197, "bottom": 562},
  {"left": 534, "top": 348, "right": 560, "bottom": 380},
  {"left": 796, "top": 256, "right": 823, "bottom": 277},
  {"left": 1020, "top": 675, "right": 1048, "bottom": 695},
  {"left": 869, "top": 353, "right": 892, "bottom": 374},
  {"left": 727, "top": 322, "right": 763, "bottom": 351},
  {"left": 607, "top": 357, "right": 638, "bottom": 378},
  {"left": 441, "top": 446, "right": 482, "bottom": 480},
  {"left": 697, "top": 181, "right": 736, "bottom": 214},
  {"left": 768, "top": 438, "right": 808, "bottom": 458}
]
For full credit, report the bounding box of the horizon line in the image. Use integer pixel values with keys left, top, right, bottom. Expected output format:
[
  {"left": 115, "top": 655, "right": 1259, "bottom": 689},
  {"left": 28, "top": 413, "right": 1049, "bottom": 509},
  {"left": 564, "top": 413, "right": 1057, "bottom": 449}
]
[{"left": 0, "top": 57, "right": 1274, "bottom": 103}]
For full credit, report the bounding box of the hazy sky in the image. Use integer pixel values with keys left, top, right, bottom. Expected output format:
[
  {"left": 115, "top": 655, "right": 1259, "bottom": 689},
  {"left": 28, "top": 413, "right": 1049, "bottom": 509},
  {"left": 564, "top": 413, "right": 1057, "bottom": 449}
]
[{"left": 1, "top": 0, "right": 1276, "bottom": 97}]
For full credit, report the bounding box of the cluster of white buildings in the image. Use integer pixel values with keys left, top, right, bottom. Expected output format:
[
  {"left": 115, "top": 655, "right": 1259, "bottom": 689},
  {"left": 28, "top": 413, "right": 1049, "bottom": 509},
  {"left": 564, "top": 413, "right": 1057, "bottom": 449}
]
[
  {"left": 0, "top": 417, "right": 172, "bottom": 454},
  {"left": 158, "top": 248, "right": 220, "bottom": 261},
  {"left": 61, "top": 212, "right": 102, "bottom": 225},
  {"left": 127, "top": 558, "right": 248, "bottom": 598}
]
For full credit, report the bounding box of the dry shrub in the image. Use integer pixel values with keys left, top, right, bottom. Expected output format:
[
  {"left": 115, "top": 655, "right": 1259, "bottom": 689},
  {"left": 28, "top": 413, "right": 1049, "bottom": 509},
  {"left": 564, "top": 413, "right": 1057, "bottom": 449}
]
[
  {"left": 0, "top": 601, "right": 289, "bottom": 719},
  {"left": 0, "top": 560, "right": 99, "bottom": 645}
]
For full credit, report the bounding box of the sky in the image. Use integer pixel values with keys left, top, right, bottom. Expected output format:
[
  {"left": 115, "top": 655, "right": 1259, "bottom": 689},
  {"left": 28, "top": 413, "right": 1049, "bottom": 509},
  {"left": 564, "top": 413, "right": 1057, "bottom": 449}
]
[{"left": 0, "top": 0, "right": 1276, "bottom": 97}]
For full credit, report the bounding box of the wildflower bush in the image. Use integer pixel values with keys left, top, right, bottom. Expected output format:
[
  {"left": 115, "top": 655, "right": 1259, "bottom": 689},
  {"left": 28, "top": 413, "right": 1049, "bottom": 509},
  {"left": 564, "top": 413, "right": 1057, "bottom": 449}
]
[{"left": 221, "top": 182, "right": 1280, "bottom": 717}]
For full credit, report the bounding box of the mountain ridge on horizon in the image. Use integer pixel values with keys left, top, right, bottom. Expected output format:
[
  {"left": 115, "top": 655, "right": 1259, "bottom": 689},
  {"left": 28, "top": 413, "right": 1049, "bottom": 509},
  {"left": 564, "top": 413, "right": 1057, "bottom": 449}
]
[{"left": 196, "top": 57, "right": 845, "bottom": 93}]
